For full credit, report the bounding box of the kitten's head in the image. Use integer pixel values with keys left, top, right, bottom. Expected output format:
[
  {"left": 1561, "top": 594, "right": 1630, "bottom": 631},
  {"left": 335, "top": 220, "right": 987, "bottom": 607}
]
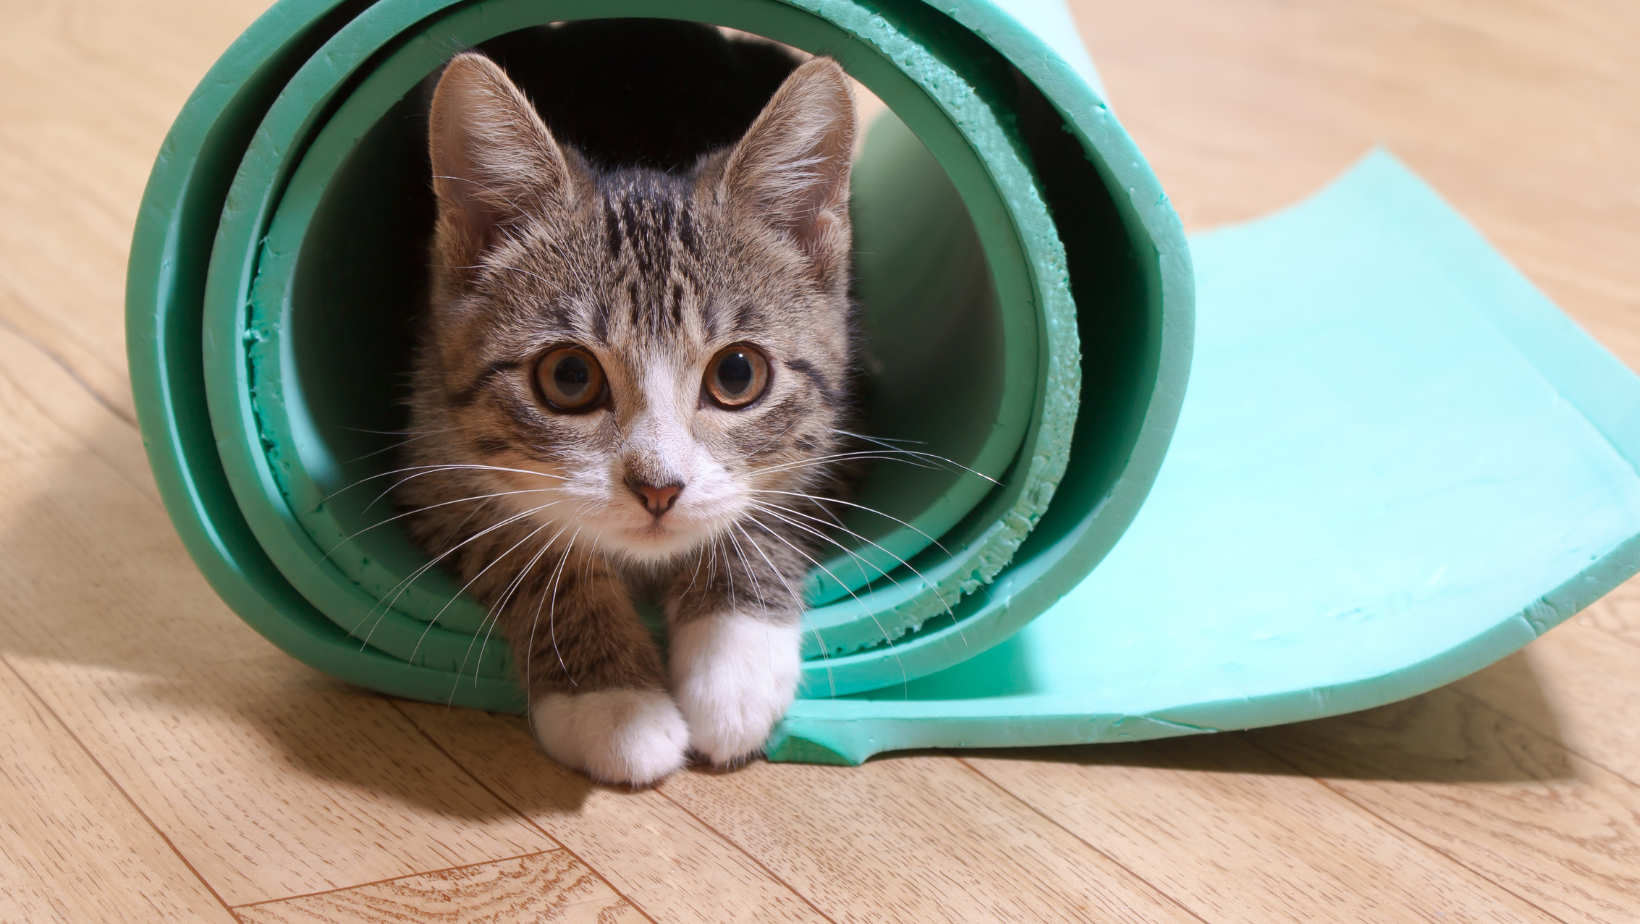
[{"left": 409, "top": 51, "right": 857, "bottom": 564}]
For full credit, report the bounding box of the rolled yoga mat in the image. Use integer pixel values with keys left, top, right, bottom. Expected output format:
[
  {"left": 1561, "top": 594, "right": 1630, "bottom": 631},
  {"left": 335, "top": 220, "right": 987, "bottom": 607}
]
[{"left": 128, "top": 0, "right": 1640, "bottom": 765}]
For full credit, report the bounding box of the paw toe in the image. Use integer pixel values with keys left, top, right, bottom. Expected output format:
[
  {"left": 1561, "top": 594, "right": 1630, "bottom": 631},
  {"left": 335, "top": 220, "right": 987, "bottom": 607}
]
[{"left": 530, "top": 689, "right": 688, "bottom": 786}]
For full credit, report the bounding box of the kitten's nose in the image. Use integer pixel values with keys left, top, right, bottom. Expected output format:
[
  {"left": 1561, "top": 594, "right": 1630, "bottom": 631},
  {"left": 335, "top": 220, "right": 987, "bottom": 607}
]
[{"left": 634, "top": 482, "right": 682, "bottom": 517}]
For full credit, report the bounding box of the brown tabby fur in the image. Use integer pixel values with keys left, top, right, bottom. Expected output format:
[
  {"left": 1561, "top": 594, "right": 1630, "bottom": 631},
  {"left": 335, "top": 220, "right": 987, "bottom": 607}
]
[{"left": 397, "top": 50, "right": 857, "bottom": 709}]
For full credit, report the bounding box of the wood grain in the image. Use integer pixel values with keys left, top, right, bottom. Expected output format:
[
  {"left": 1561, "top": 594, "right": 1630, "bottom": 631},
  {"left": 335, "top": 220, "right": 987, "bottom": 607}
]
[
  {"left": 0, "top": 0, "right": 270, "bottom": 419},
  {"left": 399, "top": 703, "right": 831, "bottom": 924},
  {"left": 0, "top": 659, "right": 234, "bottom": 923},
  {"left": 1072, "top": 0, "right": 1640, "bottom": 370},
  {"left": 966, "top": 736, "right": 1555, "bottom": 924},
  {"left": 1450, "top": 620, "right": 1640, "bottom": 786},
  {"left": 234, "top": 850, "right": 646, "bottom": 924},
  {"left": 1250, "top": 687, "right": 1640, "bottom": 924},
  {"left": 659, "top": 756, "right": 1199, "bottom": 924},
  {"left": 0, "top": 331, "right": 557, "bottom": 905}
]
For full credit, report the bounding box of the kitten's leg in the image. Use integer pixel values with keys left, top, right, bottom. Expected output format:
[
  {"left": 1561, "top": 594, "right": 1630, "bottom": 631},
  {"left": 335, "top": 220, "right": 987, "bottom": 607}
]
[
  {"left": 667, "top": 542, "right": 804, "bottom": 767},
  {"left": 504, "top": 551, "right": 686, "bottom": 786}
]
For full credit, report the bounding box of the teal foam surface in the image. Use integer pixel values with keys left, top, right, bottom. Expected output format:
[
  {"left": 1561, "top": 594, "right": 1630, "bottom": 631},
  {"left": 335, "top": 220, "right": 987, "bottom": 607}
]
[{"left": 768, "top": 150, "right": 1640, "bottom": 763}]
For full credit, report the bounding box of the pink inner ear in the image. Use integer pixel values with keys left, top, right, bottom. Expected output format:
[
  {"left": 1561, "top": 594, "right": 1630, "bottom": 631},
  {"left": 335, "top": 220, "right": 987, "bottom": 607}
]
[
  {"left": 427, "top": 53, "right": 568, "bottom": 255},
  {"left": 725, "top": 57, "right": 857, "bottom": 266}
]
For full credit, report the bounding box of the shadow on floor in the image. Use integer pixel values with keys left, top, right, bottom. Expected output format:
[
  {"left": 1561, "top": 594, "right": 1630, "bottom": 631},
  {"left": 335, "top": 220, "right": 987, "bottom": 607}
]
[{"left": 885, "top": 648, "right": 1574, "bottom": 784}]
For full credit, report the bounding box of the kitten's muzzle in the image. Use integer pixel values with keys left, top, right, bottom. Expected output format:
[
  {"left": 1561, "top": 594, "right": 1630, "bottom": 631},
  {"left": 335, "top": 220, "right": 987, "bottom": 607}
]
[{"left": 632, "top": 481, "right": 683, "bottom": 517}]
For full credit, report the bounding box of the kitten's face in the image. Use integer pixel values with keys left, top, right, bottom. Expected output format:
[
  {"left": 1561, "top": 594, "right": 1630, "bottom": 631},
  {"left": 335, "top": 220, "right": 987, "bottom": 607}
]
[{"left": 411, "top": 53, "right": 856, "bottom": 565}]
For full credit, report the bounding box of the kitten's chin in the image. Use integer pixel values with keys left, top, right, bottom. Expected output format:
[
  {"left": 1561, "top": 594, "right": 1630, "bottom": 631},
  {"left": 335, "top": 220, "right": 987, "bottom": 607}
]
[{"left": 598, "top": 522, "right": 705, "bottom": 564}]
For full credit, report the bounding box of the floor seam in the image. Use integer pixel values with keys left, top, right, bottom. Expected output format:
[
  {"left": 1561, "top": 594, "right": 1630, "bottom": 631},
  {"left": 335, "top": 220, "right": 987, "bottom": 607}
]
[
  {"left": 1440, "top": 679, "right": 1640, "bottom": 790},
  {"left": 0, "top": 299, "right": 135, "bottom": 427},
  {"left": 1240, "top": 733, "right": 1579, "bottom": 924},
  {"left": 228, "top": 847, "right": 561, "bottom": 909},
  {"left": 952, "top": 754, "right": 1212, "bottom": 924},
  {"left": 0, "top": 653, "right": 238, "bottom": 919},
  {"left": 387, "top": 699, "right": 662, "bottom": 924},
  {"left": 654, "top": 774, "right": 840, "bottom": 924}
]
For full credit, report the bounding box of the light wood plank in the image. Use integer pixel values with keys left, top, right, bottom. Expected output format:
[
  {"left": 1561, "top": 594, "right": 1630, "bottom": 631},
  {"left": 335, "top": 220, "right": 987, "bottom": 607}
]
[
  {"left": 0, "top": 336, "right": 557, "bottom": 905},
  {"left": 1072, "top": 0, "right": 1640, "bottom": 369},
  {"left": 1580, "top": 572, "right": 1640, "bottom": 649},
  {"left": 1450, "top": 620, "right": 1640, "bottom": 786},
  {"left": 0, "top": 659, "right": 234, "bottom": 923},
  {"left": 659, "top": 756, "right": 1199, "bottom": 924},
  {"left": 0, "top": 0, "right": 269, "bottom": 417},
  {"left": 1250, "top": 687, "right": 1640, "bottom": 924},
  {"left": 398, "top": 703, "right": 831, "bottom": 924},
  {"left": 234, "top": 849, "right": 646, "bottom": 924},
  {"left": 0, "top": 319, "right": 156, "bottom": 501},
  {"left": 966, "top": 737, "right": 1554, "bottom": 924}
]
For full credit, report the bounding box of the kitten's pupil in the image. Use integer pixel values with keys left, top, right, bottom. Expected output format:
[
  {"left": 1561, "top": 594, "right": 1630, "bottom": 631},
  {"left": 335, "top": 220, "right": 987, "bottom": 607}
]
[
  {"left": 716, "top": 351, "right": 754, "bottom": 396},
  {"left": 555, "top": 355, "right": 591, "bottom": 399}
]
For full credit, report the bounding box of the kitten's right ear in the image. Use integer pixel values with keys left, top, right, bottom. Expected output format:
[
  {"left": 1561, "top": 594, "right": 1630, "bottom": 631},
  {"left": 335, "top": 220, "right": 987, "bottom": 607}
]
[{"left": 429, "top": 52, "right": 569, "bottom": 262}]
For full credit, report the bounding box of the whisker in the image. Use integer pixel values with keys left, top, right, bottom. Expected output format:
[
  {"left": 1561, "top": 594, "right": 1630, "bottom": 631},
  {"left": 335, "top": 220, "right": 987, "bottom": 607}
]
[
  {"left": 734, "top": 522, "right": 835, "bottom": 696},
  {"left": 751, "top": 500, "right": 953, "bottom": 616},
  {"left": 750, "top": 488, "right": 949, "bottom": 556},
  {"left": 831, "top": 428, "right": 927, "bottom": 447},
  {"left": 314, "top": 462, "right": 567, "bottom": 512},
  {"left": 316, "top": 487, "right": 558, "bottom": 568},
  {"left": 768, "top": 443, "right": 1003, "bottom": 486},
  {"left": 545, "top": 530, "right": 581, "bottom": 688},
  {"left": 355, "top": 463, "right": 569, "bottom": 516},
  {"left": 744, "top": 517, "right": 907, "bottom": 694},
  {"left": 336, "top": 429, "right": 459, "bottom": 466},
  {"left": 747, "top": 503, "right": 924, "bottom": 610},
  {"left": 722, "top": 525, "right": 766, "bottom": 613},
  {"left": 355, "top": 500, "right": 558, "bottom": 648},
  {"left": 464, "top": 523, "right": 568, "bottom": 695},
  {"left": 405, "top": 510, "right": 558, "bottom": 664}
]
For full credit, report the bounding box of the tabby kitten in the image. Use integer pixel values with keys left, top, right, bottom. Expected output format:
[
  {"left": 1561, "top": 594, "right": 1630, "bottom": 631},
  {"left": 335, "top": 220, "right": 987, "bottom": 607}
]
[{"left": 398, "top": 49, "right": 857, "bottom": 786}]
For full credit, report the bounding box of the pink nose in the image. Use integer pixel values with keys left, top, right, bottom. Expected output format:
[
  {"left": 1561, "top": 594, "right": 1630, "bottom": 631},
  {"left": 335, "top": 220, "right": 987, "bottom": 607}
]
[{"left": 635, "top": 483, "right": 682, "bottom": 516}]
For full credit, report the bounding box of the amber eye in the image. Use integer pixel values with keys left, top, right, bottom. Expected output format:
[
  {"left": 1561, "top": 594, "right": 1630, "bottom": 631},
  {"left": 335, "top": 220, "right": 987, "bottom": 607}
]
[
  {"left": 705, "top": 344, "right": 770, "bottom": 409},
  {"left": 535, "top": 346, "right": 606, "bottom": 412}
]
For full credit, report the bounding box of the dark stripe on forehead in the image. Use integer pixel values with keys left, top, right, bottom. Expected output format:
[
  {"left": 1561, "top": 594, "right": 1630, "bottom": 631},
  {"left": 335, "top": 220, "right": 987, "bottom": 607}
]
[
  {"left": 658, "top": 196, "right": 674, "bottom": 238},
  {"left": 536, "top": 297, "right": 571, "bottom": 328},
  {"left": 447, "top": 359, "right": 520, "bottom": 408},
  {"left": 589, "top": 300, "right": 611, "bottom": 344},
  {"left": 741, "top": 395, "right": 810, "bottom": 457},
  {"left": 699, "top": 297, "right": 722, "bottom": 341},
  {"left": 678, "top": 207, "right": 699, "bottom": 257},
  {"left": 783, "top": 357, "right": 839, "bottom": 404},
  {"left": 732, "top": 300, "right": 767, "bottom": 331},
  {"left": 603, "top": 194, "right": 622, "bottom": 258}
]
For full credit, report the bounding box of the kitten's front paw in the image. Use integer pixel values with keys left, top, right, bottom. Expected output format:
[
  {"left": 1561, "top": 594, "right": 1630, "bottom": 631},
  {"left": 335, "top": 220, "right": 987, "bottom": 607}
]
[
  {"left": 529, "top": 689, "right": 688, "bottom": 786},
  {"left": 670, "top": 614, "right": 800, "bottom": 767}
]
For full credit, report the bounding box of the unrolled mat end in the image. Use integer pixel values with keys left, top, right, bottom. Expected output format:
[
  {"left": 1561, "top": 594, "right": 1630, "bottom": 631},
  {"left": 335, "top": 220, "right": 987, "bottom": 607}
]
[{"left": 769, "top": 149, "right": 1640, "bottom": 764}]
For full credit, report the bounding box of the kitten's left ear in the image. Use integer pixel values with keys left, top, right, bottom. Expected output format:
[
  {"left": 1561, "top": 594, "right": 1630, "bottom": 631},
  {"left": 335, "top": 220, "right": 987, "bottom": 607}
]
[
  {"left": 429, "top": 52, "right": 571, "bottom": 264},
  {"left": 723, "top": 57, "right": 856, "bottom": 286}
]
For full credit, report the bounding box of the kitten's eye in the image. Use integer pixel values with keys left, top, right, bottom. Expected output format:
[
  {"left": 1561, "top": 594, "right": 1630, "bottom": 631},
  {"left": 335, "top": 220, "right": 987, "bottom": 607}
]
[
  {"left": 705, "top": 344, "right": 770, "bottom": 409},
  {"left": 534, "top": 346, "right": 606, "bottom": 412}
]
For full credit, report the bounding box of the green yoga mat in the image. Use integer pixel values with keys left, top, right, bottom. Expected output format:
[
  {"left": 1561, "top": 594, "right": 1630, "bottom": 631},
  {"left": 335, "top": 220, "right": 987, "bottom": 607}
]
[{"left": 127, "top": 0, "right": 1640, "bottom": 765}]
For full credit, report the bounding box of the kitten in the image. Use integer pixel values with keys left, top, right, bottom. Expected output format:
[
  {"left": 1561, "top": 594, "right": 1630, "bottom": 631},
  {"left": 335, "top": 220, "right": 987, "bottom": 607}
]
[{"left": 398, "top": 45, "right": 857, "bottom": 786}]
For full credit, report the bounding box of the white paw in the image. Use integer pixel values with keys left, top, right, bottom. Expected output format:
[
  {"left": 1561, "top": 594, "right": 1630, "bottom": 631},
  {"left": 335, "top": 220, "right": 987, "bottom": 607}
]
[
  {"left": 669, "top": 613, "right": 800, "bottom": 766},
  {"left": 529, "top": 688, "right": 688, "bottom": 786}
]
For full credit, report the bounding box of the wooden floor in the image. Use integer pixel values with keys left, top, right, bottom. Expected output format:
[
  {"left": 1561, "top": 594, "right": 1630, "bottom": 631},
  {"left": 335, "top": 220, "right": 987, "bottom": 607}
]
[{"left": 3, "top": 0, "right": 1639, "bottom": 920}]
